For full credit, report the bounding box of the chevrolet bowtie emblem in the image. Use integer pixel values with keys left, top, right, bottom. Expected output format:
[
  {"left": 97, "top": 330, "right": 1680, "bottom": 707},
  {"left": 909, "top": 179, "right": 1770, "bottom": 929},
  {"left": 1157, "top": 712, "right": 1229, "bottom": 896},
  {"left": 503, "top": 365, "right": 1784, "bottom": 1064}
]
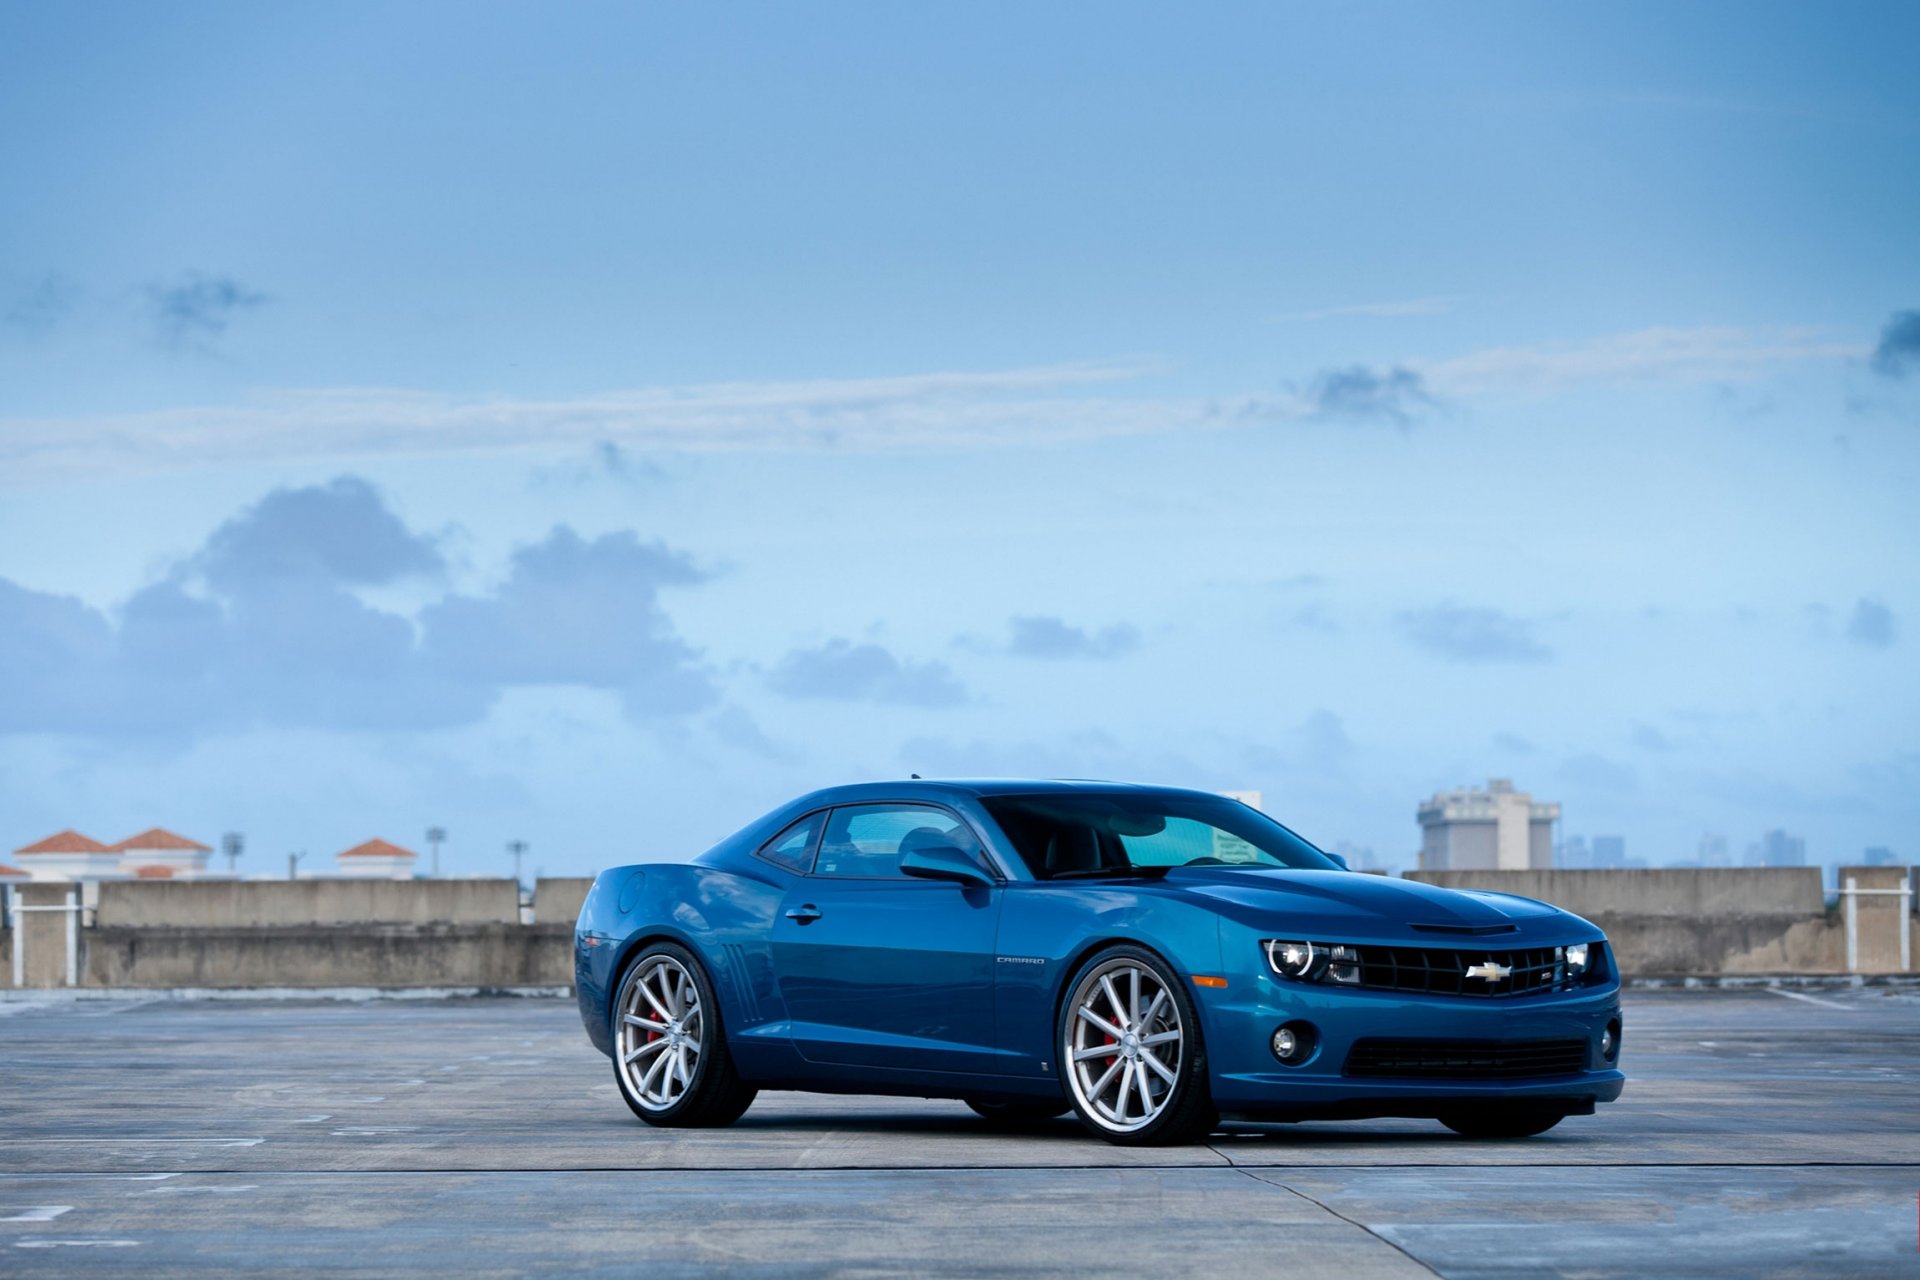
[{"left": 1465, "top": 960, "right": 1512, "bottom": 982}]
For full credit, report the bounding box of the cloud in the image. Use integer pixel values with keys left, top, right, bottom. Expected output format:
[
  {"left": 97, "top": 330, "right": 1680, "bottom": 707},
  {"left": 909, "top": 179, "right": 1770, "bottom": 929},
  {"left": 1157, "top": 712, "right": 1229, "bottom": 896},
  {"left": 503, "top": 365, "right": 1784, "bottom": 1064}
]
[
  {"left": 0, "top": 360, "right": 1164, "bottom": 483},
  {"left": 1269, "top": 296, "right": 1459, "bottom": 323},
  {"left": 3, "top": 273, "right": 78, "bottom": 336},
  {"left": 1305, "top": 365, "right": 1434, "bottom": 426},
  {"left": 1558, "top": 752, "right": 1638, "bottom": 793},
  {"left": 706, "top": 705, "right": 794, "bottom": 761},
  {"left": 1630, "top": 723, "right": 1674, "bottom": 752},
  {"left": 421, "top": 527, "right": 717, "bottom": 714},
  {"left": 1870, "top": 311, "right": 1920, "bottom": 378},
  {"left": 1845, "top": 597, "right": 1896, "bottom": 649},
  {"left": 0, "top": 325, "right": 1865, "bottom": 484},
  {"left": 146, "top": 272, "right": 268, "bottom": 348},
  {"left": 1001, "top": 615, "right": 1140, "bottom": 661},
  {"left": 0, "top": 477, "right": 715, "bottom": 736},
  {"left": 1421, "top": 326, "right": 1856, "bottom": 395},
  {"left": 196, "top": 476, "right": 445, "bottom": 592},
  {"left": 767, "top": 639, "right": 968, "bottom": 707},
  {"left": 1396, "top": 604, "right": 1552, "bottom": 664}
]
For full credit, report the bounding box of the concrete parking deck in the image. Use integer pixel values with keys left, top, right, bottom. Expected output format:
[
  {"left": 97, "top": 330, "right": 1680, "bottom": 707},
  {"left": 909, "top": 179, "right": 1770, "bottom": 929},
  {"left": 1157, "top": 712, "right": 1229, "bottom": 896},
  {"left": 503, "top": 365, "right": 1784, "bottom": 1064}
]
[{"left": 1, "top": 988, "right": 1916, "bottom": 1276}]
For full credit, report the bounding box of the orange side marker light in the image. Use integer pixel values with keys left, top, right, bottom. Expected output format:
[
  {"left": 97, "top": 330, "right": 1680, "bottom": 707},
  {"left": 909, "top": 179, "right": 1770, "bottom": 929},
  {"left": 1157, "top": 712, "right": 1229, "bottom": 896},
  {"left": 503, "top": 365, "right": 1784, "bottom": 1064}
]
[{"left": 1191, "top": 975, "right": 1228, "bottom": 989}]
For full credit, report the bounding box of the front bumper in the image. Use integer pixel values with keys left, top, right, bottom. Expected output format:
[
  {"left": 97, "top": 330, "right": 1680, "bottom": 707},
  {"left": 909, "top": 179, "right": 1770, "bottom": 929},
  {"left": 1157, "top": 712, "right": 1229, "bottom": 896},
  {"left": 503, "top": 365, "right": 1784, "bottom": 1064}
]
[{"left": 1201, "top": 975, "right": 1624, "bottom": 1118}]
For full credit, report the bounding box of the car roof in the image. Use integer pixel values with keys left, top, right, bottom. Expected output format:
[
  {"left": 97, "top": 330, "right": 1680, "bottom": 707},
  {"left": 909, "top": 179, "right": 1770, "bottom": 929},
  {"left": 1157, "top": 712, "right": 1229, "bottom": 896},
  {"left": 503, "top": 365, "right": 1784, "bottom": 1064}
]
[{"left": 797, "top": 778, "right": 1233, "bottom": 805}]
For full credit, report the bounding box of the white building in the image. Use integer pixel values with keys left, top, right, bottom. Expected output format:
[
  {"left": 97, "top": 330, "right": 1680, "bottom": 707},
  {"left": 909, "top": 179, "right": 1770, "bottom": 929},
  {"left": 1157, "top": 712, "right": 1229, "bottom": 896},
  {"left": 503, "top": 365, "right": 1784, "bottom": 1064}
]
[
  {"left": 111, "top": 828, "right": 213, "bottom": 880},
  {"left": 1417, "top": 779, "right": 1561, "bottom": 871},
  {"left": 13, "top": 830, "right": 123, "bottom": 882},
  {"left": 334, "top": 838, "right": 419, "bottom": 880}
]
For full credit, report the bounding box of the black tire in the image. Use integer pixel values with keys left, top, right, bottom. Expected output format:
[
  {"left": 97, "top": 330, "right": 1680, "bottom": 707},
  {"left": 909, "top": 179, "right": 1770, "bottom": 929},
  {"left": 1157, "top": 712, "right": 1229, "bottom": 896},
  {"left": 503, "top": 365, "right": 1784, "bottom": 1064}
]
[
  {"left": 1439, "top": 1107, "right": 1566, "bottom": 1139},
  {"left": 610, "top": 942, "right": 757, "bottom": 1128},
  {"left": 964, "top": 1098, "right": 1070, "bottom": 1128},
  {"left": 1056, "top": 944, "right": 1218, "bottom": 1146}
]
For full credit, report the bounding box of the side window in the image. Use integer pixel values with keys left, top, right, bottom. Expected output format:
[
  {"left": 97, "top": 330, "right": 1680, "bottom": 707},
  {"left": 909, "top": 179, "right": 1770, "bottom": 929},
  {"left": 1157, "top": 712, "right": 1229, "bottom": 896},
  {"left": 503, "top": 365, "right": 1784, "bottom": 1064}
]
[
  {"left": 814, "top": 804, "right": 986, "bottom": 879},
  {"left": 756, "top": 812, "right": 823, "bottom": 873}
]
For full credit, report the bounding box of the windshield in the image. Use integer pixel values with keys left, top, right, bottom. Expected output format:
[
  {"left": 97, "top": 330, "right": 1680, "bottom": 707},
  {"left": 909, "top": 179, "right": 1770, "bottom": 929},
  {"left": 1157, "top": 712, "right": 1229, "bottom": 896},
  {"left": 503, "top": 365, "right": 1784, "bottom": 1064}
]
[{"left": 980, "top": 792, "right": 1339, "bottom": 879}]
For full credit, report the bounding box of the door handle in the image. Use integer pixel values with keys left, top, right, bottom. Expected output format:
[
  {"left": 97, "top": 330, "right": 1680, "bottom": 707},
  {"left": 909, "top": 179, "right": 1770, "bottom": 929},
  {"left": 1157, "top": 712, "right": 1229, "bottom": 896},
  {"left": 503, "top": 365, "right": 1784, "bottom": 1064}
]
[{"left": 785, "top": 904, "right": 823, "bottom": 923}]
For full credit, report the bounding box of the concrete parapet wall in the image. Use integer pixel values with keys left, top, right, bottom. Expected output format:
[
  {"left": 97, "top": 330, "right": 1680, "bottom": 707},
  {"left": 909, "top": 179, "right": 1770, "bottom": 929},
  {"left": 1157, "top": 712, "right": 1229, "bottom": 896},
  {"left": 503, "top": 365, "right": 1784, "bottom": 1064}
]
[
  {"left": 1407, "top": 867, "right": 1825, "bottom": 917},
  {"left": 96, "top": 878, "right": 522, "bottom": 928},
  {"left": 533, "top": 877, "right": 594, "bottom": 927},
  {"left": 1405, "top": 868, "right": 1855, "bottom": 975},
  {"left": 83, "top": 923, "right": 573, "bottom": 989}
]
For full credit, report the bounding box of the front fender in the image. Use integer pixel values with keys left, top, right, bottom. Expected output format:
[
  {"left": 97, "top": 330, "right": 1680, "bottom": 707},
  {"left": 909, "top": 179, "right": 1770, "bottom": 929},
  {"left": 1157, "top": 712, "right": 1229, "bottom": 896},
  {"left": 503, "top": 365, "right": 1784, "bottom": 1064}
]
[{"left": 994, "top": 883, "right": 1227, "bottom": 1076}]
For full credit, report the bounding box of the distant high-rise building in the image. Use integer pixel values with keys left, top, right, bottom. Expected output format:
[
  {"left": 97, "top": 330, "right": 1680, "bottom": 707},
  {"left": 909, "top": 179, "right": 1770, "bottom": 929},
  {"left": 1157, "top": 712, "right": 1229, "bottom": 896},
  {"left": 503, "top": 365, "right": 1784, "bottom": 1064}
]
[
  {"left": 1555, "top": 834, "right": 1591, "bottom": 869},
  {"left": 1333, "top": 840, "right": 1385, "bottom": 872},
  {"left": 1861, "top": 846, "right": 1897, "bottom": 866},
  {"left": 1745, "top": 829, "right": 1806, "bottom": 867},
  {"left": 1590, "top": 836, "right": 1626, "bottom": 869},
  {"left": 1696, "top": 833, "right": 1730, "bottom": 867},
  {"left": 1417, "top": 778, "right": 1560, "bottom": 871}
]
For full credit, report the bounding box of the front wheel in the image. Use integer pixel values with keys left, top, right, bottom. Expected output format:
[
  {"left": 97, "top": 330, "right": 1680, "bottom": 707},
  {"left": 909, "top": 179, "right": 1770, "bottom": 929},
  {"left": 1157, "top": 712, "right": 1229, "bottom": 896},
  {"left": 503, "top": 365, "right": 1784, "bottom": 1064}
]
[
  {"left": 1439, "top": 1107, "right": 1566, "bottom": 1139},
  {"left": 611, "top": 943, "right": 756, "bottom": 1128},
  {"left": 1057, "top": 945, "right": 1217, "bottom": 1146}
]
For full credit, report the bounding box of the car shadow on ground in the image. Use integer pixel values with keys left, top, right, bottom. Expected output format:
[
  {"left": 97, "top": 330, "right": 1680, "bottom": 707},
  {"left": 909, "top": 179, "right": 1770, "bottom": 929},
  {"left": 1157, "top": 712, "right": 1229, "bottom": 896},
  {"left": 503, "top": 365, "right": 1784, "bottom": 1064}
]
[{"left": 717, "top": 1107, "right": 1533, "bottom": 1148}]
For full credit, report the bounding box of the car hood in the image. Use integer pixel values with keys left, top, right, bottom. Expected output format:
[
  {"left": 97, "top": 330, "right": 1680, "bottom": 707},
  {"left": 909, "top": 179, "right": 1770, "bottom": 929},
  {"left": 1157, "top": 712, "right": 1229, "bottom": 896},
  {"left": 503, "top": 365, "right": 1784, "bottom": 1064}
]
[{"left": 1152, "top": 867, "right": 1593, "bottom": 939}]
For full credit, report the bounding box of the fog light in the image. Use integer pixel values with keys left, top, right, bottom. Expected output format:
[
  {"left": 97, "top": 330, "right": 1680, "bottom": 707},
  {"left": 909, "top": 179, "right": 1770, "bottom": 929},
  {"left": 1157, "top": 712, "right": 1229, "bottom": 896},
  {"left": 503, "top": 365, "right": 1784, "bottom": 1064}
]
[
  {"left": 1270, "top": 1021, "right": 1316, "bottom": 1065},
  {"left": 1601, "top": 1019, "right": 1621, "bottom": 1061}
]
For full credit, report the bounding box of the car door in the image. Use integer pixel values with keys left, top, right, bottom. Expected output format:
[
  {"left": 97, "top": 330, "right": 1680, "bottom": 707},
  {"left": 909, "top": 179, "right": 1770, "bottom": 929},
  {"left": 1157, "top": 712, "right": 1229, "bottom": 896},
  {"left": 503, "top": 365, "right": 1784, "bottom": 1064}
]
[{"left": 772, "top": 802, "right": 1004, "bottom": 1074}]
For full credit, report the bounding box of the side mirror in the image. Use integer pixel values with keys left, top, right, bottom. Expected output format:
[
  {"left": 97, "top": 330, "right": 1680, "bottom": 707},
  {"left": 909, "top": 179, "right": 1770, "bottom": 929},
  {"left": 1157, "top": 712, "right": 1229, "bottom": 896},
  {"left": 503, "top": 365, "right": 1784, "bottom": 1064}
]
[
  {"left": 1324, "top": 851, "right": 1350, "bottom": 871},
  {"left": 900, "top": 845, "right": 994, "bottom": 887}
]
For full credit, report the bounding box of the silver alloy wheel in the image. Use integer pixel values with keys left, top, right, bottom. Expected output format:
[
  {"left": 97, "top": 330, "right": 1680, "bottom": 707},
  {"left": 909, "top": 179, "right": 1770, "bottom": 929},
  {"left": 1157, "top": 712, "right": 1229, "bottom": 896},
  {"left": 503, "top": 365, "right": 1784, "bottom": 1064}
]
[
  {"left": 1064, "top": 958, "right": 1183, "bottom": 1134},
  {"left": 617, "top": 955, "right": 705, "bottom": 1111}
]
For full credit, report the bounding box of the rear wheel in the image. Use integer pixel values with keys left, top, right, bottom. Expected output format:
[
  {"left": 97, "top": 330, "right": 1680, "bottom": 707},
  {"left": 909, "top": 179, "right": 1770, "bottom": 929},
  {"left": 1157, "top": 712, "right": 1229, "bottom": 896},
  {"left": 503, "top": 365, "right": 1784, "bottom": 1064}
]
[
  {"left": 1057, "top": 945, "right": 1217, "bottom": 1146},
  {"left": 964, "top": 1098, "right": 1069, "bottom": 1128},
  {"left": 611, "top": 943, "right": 756, "bottom": 1128},
  {"left": 1439, "top": 1107, "right": 1566, "bottom": 1139}
]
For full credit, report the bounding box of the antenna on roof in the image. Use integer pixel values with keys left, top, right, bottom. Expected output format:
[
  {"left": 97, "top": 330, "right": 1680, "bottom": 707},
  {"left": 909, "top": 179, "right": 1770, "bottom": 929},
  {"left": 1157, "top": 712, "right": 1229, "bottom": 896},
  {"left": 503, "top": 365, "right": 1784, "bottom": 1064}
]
[{"left": 910, "top": 773, "right": 922, "bottom": 780}]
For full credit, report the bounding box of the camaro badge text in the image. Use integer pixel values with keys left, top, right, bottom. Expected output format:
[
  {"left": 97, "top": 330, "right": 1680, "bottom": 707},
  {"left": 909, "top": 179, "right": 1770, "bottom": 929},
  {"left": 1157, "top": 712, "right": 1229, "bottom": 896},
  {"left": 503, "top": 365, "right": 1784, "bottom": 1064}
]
[
  {"left": 996, "top": 956, "right": 1046, "bottom": 965},
  {"left": 1465, "top": 960, "right": 1512, "bottom": 982}
]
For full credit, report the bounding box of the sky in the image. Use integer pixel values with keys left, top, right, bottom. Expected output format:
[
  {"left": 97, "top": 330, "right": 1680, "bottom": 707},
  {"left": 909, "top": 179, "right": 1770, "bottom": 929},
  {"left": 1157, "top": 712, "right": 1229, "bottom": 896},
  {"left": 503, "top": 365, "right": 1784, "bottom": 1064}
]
[{"left": 2, "top": 2, "right": 1917, "bottom": 881}]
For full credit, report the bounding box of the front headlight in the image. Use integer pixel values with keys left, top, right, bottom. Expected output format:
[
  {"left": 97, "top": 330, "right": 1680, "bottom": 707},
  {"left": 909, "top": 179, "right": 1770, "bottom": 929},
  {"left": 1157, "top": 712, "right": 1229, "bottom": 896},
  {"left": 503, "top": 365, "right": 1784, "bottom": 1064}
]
[
  {"left": 1565, "top": 942, "right": 1590, "bottom": 975},
  {"left": 1265, "top": 940, "right": 1323, "bottom": 980}
]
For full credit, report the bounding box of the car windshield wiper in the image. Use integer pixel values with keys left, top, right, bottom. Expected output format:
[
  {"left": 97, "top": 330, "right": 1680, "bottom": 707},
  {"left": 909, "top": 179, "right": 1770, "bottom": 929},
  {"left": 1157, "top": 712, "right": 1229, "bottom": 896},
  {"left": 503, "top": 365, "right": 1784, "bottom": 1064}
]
[{"left": 1045, "top": 866, "right": 1172, "bottom": 881}]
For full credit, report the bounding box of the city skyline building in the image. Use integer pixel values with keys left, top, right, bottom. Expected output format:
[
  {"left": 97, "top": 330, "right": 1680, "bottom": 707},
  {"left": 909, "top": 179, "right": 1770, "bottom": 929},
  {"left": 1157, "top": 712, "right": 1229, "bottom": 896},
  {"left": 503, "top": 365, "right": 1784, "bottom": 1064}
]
[{"left": 1416, "top": 778, "right": 1560, "bottom": 872}]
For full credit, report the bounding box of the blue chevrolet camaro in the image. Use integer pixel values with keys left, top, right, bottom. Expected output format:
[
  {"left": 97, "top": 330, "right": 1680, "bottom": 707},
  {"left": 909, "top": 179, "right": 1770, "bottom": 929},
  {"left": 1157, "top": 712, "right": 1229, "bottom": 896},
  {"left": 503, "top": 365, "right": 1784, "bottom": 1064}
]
[{"left": 574, "top": 780, "right": 1624, "bottom": 1145}]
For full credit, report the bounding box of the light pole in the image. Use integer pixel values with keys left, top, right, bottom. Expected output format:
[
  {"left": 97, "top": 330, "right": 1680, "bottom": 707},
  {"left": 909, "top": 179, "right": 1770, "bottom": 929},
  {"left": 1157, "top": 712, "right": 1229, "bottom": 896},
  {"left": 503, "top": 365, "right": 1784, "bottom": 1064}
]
[
  {"left": 507, "top": 840, "right": 528, "bottom": 891},
  {"left": 426, "top": 827, "right": 446, "bottom": 878},
  {"left": 221, "top": 832, "right": 243, "bottom": 876},
  {"left": 287, "top": 850, "right": 306, "bottom": 881}
]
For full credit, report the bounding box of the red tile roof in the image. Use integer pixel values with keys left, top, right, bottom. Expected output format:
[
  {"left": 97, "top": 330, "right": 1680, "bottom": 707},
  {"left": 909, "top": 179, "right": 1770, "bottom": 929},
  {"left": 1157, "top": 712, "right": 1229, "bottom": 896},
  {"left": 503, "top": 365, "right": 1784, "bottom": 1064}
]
[
  {"left": 133, "top": 865, "right": 178, "bottom": 879},
  {"left": 338, "top": 838, "right": 418, "bottom": 859},
  {"left": 0, "top": 864, "right": 28, "bottom": 879},
  {"left": 16, "top": 830, "right": 112, "bottom": 856},
  {"left": 110, "top": 828, "right": 211, "bottom": 853}
]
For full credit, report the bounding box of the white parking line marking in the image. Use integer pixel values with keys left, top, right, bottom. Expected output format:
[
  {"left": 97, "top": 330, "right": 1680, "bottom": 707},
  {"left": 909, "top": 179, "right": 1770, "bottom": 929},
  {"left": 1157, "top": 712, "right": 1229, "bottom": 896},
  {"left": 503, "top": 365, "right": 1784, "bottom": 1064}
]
[
  {"left": 0, "top": 1138, "right": 265, "bottom": 1146},
  {"left": 16, "top": 1240, "right": 140, "bottom": 1249},
  {"left": 0, "top": 1206, "right": 72, "bottom": 1223},
  {"left": 1764, "top": 988, "right": 1855, "bottom": 1012}
]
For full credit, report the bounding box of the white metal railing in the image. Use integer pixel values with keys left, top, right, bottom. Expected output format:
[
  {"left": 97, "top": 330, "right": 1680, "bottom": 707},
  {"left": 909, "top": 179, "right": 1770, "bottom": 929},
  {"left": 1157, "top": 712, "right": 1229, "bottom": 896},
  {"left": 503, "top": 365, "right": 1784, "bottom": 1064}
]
[
  {"left": 7, "top": 885, "right": 82, "bottom": 987},
  {"left": 1840, "top": 876, "right": 1914, "bottom": 974}
]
